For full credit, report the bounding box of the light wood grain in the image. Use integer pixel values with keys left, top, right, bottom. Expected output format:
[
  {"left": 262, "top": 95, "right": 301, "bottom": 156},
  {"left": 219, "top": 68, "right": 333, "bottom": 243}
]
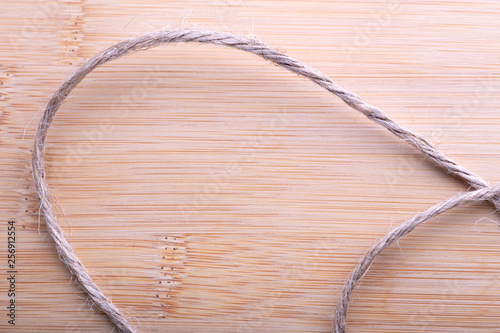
[{"left": 2, "top": 1, "right": 500, "bottom": 332}]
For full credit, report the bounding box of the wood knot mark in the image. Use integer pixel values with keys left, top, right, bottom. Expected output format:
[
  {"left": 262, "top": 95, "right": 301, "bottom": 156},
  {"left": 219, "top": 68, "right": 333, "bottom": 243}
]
[
  {"left": 154, "top": 234, "right": 187, "bottom": 318},
  {"left": 57, "top": 0, "right": 85, "bottom": 65},
  {"left": 0, "top": 65, "right": 13, "bottom": 144}
]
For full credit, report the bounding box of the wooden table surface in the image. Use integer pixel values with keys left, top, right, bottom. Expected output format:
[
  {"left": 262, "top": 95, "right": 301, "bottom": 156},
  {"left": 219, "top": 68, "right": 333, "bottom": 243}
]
[{"left": 2, "top": 1, "right": 500, "bottom": 332}]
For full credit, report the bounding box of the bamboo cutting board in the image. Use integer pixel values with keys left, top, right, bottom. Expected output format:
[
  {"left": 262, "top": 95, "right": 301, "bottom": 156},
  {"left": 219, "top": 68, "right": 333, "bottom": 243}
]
[{"left": 2, "top": 1, "right": 500, "bottom": 332}]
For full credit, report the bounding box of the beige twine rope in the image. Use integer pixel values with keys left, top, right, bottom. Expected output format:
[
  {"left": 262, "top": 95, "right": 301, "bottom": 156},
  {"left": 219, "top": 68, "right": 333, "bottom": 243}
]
[{"left": 31, "top": 28, "right": 500, "bottom": 333}]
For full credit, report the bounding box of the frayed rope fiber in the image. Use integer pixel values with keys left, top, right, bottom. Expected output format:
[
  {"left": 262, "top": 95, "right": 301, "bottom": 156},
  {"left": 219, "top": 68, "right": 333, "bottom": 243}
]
[{"left": 31, "top": 28, "right": 500, "bottom": 333}]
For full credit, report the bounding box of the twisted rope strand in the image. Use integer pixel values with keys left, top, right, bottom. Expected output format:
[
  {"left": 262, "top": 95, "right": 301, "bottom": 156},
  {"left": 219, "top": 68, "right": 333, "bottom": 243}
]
[
  {"left": 333, "top": 185, "right": 500, "bottom": 333},
  {"left": 31, "top": 28, "right": 497, "bottom": 333}
]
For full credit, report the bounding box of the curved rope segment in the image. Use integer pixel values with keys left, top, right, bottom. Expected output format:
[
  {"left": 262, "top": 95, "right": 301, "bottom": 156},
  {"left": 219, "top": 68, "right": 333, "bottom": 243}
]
[{"left": 32, "top": 28, "right": 497, "bottom": 333}]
